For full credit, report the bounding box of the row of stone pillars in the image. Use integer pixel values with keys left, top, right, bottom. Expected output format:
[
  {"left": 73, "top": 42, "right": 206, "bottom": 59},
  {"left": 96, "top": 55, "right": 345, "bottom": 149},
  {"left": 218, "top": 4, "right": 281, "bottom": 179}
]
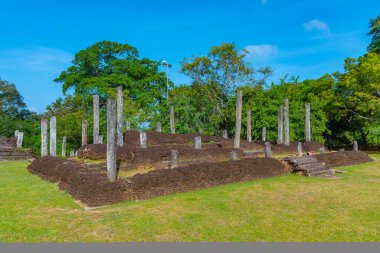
[{"left": 233, "top": 91, "right": 313, "bottom": 148}]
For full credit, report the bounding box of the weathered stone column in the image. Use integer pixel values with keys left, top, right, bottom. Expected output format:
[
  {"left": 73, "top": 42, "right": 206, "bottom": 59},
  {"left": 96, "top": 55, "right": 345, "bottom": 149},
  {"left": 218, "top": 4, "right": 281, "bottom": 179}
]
[
  {"left": 62, "top": 136, "right": 67, "bottom": 157},
  {"left": 264, "top": 142, "right": 272, "bottom": 158},
  {"left": 93, "top": 95, "right": 100, "bottom": 144},
  {"left": 98, "top": 135, "right": 104, "bottom": 144},
  {"left": 222, "top": 130, "right": 228, "bottom": 139},
  {"left": 305, "top": 103, "right": 311, "bottom": 142},
  {"left": 70, "top": 150, "right": 75, "bottom": 157},
  {"left": 247, "top": 110, "right": 252, "bottom": 143},
  {"left": 16, "top": 132, "right": 24, "bottom": 148},
  {"left": 107, "top": 99, "right": 117, "bottom": 182},
  {"left": 50, "top": 116, "right": 57, "bottom": 157},
  {"left": 15, "top": 130, "right": 19, "bottom": 137},
  {"left": 156, "top": 122, "right": 162, "bottom": 133},
  {"left": 278, "top": 105, "right": 284, "bottom": 144},
  {"left": 320, "top": 147, "right": 325, "bottom": 154},
  {"left": 353, "top": 141, "right": 359, "bottom": 151},
  {"left": 41, "top": 119, "right": 48, "bottom": 157},
  {"left": 117, "top": 86, "right": 124, "bottom": 147},
  {"left": 170, "top": 150, "right": 178, "bottom": 169},
  {"left": 262, "top": 127, "right": 267, "bottom": 142},
  {"left": 284, "top": 98, "right": 290, "bottom": 146},
  {"left": 234, "top": 90, "right": 243, "bottom": 149},
  {"left": 170, "top": 106, "right": 175, "bottom": 134},
  {"left": 140, "top": 132, "right": 147, "bottom": 149},
  {"left": 126, "top": 121, "right": 131, "bottom": 131},
  {"left": 297, "top": 142, "right": 302, "bottom": 157},
  {"left": 195, "top": 136, "right": 202, "bottom": 150},
  {"left": 82, "top": 120, "right": 88, "bottom": 147},
  {"left": 229, "top": 151, "right": 237, "bottom": 161}
]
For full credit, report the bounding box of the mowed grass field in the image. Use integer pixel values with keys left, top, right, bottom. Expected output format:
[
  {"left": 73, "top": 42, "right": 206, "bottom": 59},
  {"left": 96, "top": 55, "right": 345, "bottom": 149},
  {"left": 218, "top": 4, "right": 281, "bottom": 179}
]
[{"left": 1, "top": 154, "right": 380, "bottom": 242}]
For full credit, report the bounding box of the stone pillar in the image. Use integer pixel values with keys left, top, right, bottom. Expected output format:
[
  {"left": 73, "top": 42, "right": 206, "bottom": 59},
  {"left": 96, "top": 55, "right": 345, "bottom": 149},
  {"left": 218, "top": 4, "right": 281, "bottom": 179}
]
[
  {"left": 117, "top": 86, "right": 124, "bottom": 147},
  {"left": 16, "top": 132, "right": 24, "bottom": 148},
  {"left": 93, "top": 95, "right": 100, "bottom": 144},
  {"left": 222, "top": 130, "right": 228, "bottom": 139},
  {"left": 353, "top": 141, "right": 359, "bottom": 151},
  {"left": 41, "top": 119, "right": 48, "bottom": 157},
  {"left": 264, "top": 142, "right": 272, "bottom": 158},
  {"left": 107, "top": 99, "right": 117, "bottom": 182},
  {"left": 62, "top": 136, "right": 67, "bottom": 157},
  {"left": 126, "top": 121, "right": 131, "bottom": 131},
  {"left": 50, "top": 116, "right": 57, "bottom": 157},
  {"left": 262, "top": 127, "right": 267, "bottom": 142},
  {"left": 195, "top": 136, "right": 202, "bottom": 150},
  {"left": 234, "top": 90, "right": 243, "bottom": 149},
  {"left": 15, "top": 130, "right": 19, "bottom": 137},
  {"left": 70, "top": 150, "right": 75, "bottom": 157},
  {"left": 247, "top": 110, "right": 252, "bottom": 143},
  {"left": 278, "top": 105, "right": 284, "bottom": 144},
  {"left": 82, "top": 120, "right": 88, "bottom": 147},
  {"left": 140, "top": 132, "right": 147, "bottom": 149},
  {"left": 319, "top": 147, "right": 325, "bottom": 154},
  {"left": 284, "top": 98, "right": 290, "bottom": 146},
  {"left": 170, "top": 150, "right": 178, "bottom": 169},
  {"left": 305, "top": 103, "right": 311, "bottom": 142},
  {"left": 229, "top": 151, "right": 238, "bottom": 161},
  {"left": 170, "top": 106, "right": 175, "bottom": 134},
  {"left": 75, "top": 150, "right": 78, "bottom": 157},
  {"left": 156, "top": 122, "right": 162, "bottom": 133},
  {"left": 98, "top": 135, "right": 104, "bottom": 144},
  {"left": 297, "top": 142, "right": 302, "bottom": 157}
]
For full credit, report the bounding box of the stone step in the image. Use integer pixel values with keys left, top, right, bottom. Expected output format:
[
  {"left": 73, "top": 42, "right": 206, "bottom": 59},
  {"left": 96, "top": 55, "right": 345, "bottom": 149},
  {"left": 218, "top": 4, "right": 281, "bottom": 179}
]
[
  {"left": 0, "top": 152, "right": 30, "bottom": 156},
  {"left": 299, "top": 163, "right": 325, "bottom": 170},
  {"left": 304, "top": 166, "right": 329, "bottom": 174},
  {"left": 297, "top": 157, "right": 318, "bottom": 164},
  {"left": 0, "top": 156, "right": 30, "bottom": 160},
  {"left": 307, "top": 169, "right": 335, "bottom": 178}
]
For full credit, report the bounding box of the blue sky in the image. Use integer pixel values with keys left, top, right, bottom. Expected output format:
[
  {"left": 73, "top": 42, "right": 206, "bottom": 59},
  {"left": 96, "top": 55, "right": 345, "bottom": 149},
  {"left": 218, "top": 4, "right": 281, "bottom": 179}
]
[{"left": 0, "top": 0, "right": 379, "bottom": 113}]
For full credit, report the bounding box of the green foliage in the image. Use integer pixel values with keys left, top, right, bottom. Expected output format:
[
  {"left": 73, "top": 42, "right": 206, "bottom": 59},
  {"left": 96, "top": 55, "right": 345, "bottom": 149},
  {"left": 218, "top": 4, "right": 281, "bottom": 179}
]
[
  {"left": 368, "top": 14, "right": 380, "bottom": 54},
  {"left": 54, "top": 41, "right": 169, "bottom": 124},
  {"left": 0, "top": 79, "right": 40, "bottom": 154},
  {"left": 181, "top": 43, "right": 260, "bottom": 128}
]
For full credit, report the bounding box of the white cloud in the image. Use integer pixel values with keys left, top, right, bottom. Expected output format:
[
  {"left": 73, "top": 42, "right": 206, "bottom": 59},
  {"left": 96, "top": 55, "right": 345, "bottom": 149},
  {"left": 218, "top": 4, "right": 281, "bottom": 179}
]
[
  {"left": 303, "top": 19, "right": 330, "bottom": 32},
  {"left": 261, "top": 0, "right": 268, "bottom": 5},
  {"left": 0, "top": 47, "right": 73, "bottom": 72},
  {"left": 244, "top": 44, "right": 279, "bottom": 62}
]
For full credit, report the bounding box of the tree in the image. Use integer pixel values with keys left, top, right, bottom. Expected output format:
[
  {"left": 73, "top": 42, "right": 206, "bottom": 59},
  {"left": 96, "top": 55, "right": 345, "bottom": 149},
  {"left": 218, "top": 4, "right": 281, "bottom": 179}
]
[
  {"left": 0, "top": 79, "right": 40, "bottom": 153},
  {"left": 368, "top": 14, "right": 380, "bottom": 54},
  {"left": 181, "top": 43, "right": 264, "bottom": 129},
  {"left": 54, "top": 41, "right": 169, "bottom": 123}
]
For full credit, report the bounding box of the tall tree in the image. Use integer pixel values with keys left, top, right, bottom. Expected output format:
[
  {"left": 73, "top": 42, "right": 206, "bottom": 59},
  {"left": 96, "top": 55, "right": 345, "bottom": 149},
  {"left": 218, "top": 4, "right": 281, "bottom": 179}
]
[
  {"left": 368, "top": 14, "right": 380, "bottom": 54},
  {"left": 54, "top": 41, "right": 169, "bottom": 123},
  {"left": 181, "top": 43, "right": 261, "bottom": 129}
]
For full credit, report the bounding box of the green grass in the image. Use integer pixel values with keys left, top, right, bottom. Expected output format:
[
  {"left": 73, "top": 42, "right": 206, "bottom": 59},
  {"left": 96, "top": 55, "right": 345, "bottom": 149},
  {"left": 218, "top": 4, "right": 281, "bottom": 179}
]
[{"left": 1, "top": 155, "right": 380, "bottom": 242}]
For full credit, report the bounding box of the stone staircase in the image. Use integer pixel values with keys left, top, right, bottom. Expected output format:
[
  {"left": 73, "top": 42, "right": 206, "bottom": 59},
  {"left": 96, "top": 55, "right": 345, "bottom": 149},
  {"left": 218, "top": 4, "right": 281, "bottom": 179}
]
[
  {"left": 287, "top": 156, "right": 335, "bottom": 178},
  {"left": 0, "top": 146, "right": 33, "bottom": 160}
]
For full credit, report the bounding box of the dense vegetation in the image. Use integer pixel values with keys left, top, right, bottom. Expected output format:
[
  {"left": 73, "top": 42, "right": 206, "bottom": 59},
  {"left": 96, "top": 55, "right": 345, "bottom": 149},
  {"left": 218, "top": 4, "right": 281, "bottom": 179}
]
[{"left": 1, "top": 14, "right": 379, "bottom": 154}]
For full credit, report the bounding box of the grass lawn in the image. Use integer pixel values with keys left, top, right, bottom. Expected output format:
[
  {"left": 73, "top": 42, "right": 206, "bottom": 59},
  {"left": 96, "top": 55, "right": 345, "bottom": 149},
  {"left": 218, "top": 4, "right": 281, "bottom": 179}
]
[{"left": 1, "top": 154, "right": 380, "bottom": 242}]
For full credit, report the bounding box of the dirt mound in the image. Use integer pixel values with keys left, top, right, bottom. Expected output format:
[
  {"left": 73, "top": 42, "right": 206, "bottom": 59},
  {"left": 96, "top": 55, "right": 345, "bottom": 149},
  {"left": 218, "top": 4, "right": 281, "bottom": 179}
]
[
  {"left": 0, "top": 136, "right": 16, "bottom": 148},
  {"left": 314, "top": 151, "right": 373, "bottom": 168},
  {"left": 28, "top": 157, "right": 130, "bottom": 206},
  {"left": 129, "top": 158, "right": 289, "bottom": 200},
  {"left": 28, "top": 156, "right": 288, "bottom": 207},
  {"left": 267, "top": 141, "right": 325, "bottom": 154},
  {"left": 78, "top": 144, "right": 243, "bottom": 166},
  {"left": 124, "top": 131, "right": 223, "bottom": 146}
]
